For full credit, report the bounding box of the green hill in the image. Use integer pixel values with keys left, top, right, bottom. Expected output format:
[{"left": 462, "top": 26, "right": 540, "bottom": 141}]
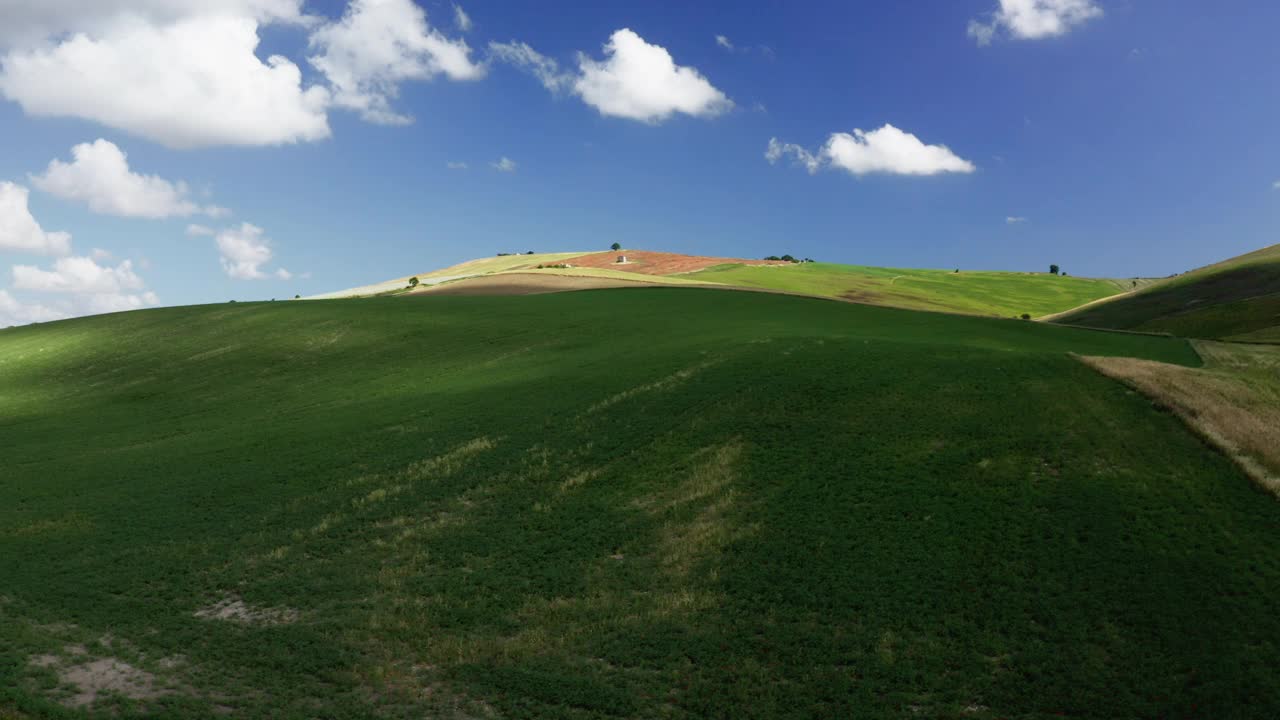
[
  {"left": 329, "top": 250, "right": 1130, "bottom": 319},
  {"left": 1053, "top": 243, "right": 1280, "bottom": 340},
  {"left": 4, "top": 289, "right": 1279, "bottom": 718}
]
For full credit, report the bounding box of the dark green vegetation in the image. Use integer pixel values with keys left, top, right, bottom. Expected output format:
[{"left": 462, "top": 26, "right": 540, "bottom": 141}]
[
  {"left": 683, "top": 262, "right": 1124, "bottom": 318},
  {"left": 1055, "top": 243, "right": 1280, "bottom": 341},
  {"left": 3, "top": 289, "right": 1279, "bottom": 719}
]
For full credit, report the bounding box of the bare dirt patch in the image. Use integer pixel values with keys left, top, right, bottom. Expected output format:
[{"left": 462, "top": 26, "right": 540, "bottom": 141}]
[
  {"left": 29, "top": 650, "right": 171, "bottom": 708},
  {"left": 558, "top": 250, "right": 787, "bottom": 276},
  {"left": 195, "top": 596, "right": 299, "bottom": 626}
]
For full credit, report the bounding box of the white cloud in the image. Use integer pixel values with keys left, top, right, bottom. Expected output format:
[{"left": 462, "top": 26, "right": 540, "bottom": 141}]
[
  {"left": 488, "top": 41, "right": 573, "bottom": 92},
  {"left": 575, "top": 29, "right": 732, "bottom": 123},
  {"left": 1006, "top": 216, "right": 1028, "bottom": 224},
  {"left": 0, "top": 0, "right": 310, "bottom": 47},
  {"left": 0, "top": 289, "right": 67, "bottom": 326},
  {"left": 453, "top": 4, "right": 473, "bottom": 32},
  {"left": 491, "top": 157, "right": 517, "bottom": 173},
  {"left": 0, "top": 182, "right": 72, "bottom": 255},
  {"left": 446, "top": 161, "right": 468, "bottom": 170},
  {"left": 765, "top": 138, "right": 821, "bottom": 173},
  {"left": 31, "top": 139, "right": 224, "bottom": 218},
  {"left": 766, "top": 124, "right": 975, "bottom": 177},
  {"left": 308, "top": 0, "right": 484, "bottom": 126},
  {"left": 215, "top": 222, "right": 289, "bottom": 280},
  {"left": 969, "top": 0, "right": 1103, "bottom": 45},
  {"left": 13, "top": 255, "right": 145, "bottom": 294},
  {"left": 0, "top": 14, "right": 331, "bottom": 148},
  {"left": 186, "top": 224, "right": 215, "bottom": 237},
  {"left": 90, "top": 247, "right": 113, "bottom": 260},
  {"left": 492, "top": 30, "right": 730, "bottom": 123},
  {"left": 715, "top": 35, "right": 734, "bottom": 51}
]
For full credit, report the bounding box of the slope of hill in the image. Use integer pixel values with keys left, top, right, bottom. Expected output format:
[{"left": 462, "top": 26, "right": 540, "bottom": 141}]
[
  {"left": 683, "top": 261, "right": 1124, "bottom": 317},
  {"left": 4, "top": 289, "right": 1279, "bottom": 718},
  {"left": 1053, "top": 243, "right": 1280, "bottom": 340},
  {"left": 317, "top": 249, "right": 1127, "bottom": 318}
]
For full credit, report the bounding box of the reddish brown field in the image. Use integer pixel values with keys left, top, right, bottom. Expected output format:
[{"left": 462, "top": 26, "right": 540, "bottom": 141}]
[{"left": 560, "top": 250, "right": 785, "bottom": 276}]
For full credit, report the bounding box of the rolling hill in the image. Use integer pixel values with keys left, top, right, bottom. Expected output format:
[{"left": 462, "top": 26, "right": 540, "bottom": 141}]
[
  {"left": 315, "top": 249, "right": 1130, "bottom": 319},
  {"left": 4, "top": 288, "right": 1280, "bottom": 718},
  {"left": 1052, "top": 243, "right": 1280, "bottom": 341}
]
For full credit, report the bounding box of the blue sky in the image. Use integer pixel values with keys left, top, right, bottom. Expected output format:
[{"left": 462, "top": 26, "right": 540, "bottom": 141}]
[{"left": 1, "top": 0, "right": 1278, "bottom": 323}]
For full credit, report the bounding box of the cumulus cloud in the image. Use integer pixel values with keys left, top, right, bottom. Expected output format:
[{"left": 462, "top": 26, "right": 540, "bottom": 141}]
[
  {"left": 491, "top": 157, "right": 517, "bottom": 172},
  {"left": 31, "top": 139, "right": 224, "bottom": 218},
  {"left": 492, "top": 29, "right": 731, "bottom": 123},
  {"left": 12, "top": 255, "right": 146, "bottom": 294},
  {"left": 308, "top": 0, "right": 484, "bottom": 125},
  {"left": 215, "top": 222, "right": 289, "bottom": 280},
  {"left": 968, "top": 0, "right": 1103, "bottom": 45},
  {"left": 575, "top": 29, "right": 732, "bottom": 122},
  {"left": 0, "top": 182, "right": 72, "bottom": 255},
  {"left": 0, "top": 14, "right": 331, "bottom": 148},
  {"left": 1006, "top": 216, "right": 1028, "bottom": 224},
  {"left": 453, "top": 4, "right": 473, "bottom": 32},
  {"left": 766, "top": 124, "right": 975, "bottom": 177}
]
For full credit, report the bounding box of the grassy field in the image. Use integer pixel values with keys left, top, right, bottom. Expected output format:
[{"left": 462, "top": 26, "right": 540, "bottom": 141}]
[
  {"left": 1055, "top": 243, "right": 1280, "bottom": 340},
  {"left": 683, "top": 262, "right": 1124, "bottom": 318},
  {"left": 3, "top": 289, "right": 1279, "bottom": 718}
]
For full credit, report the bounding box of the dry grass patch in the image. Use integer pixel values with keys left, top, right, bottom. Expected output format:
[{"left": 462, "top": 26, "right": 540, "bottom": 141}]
[
  {"left": 195, "top": 596, "right": 299, "bottom": 626},
  {"left": 1079, "top": 341, "right": 1280, "bottom": 495}
]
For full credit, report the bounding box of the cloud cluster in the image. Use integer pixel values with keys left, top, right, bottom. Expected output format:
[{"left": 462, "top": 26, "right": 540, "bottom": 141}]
[
  {"left": 968, "top": 0, "right": 1103, "bottom": 45},
  {"left": 308, "top": 0, "right": 484, "bottom": 125},
  {"left": 767, "top": 125, "right": 975, "bottom": 177},
  {"left": 215, "top": 222, "right": 291, "bottom": 280},
  {"left": 4, "top": 255, "right": 160, "bottom": 325},
  {"left": 491, "top": 28, "right": 731, "bottom": 123},
  {"left": 0, "top": 0, "right": 480, "bottom": 147},
  {"left": 0, "top": 181, "right": 72, "bottom": 255},
  {"left": 31, "top": 139, "right": 225, "bottom": 218}
]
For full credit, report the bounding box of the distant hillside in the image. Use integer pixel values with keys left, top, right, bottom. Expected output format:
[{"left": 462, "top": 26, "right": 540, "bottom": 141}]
[
  {"left": 316, "top": 249, "right": 1127, "bottom": 319},
  {"left": 1053, "top": 243, "right": 1280, "bottom": 341}
]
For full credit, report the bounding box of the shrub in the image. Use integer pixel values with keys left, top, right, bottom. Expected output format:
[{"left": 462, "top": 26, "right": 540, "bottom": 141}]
[
  {"left": 1049, "top": 264, "right": 1060, "bottom": 275},
  {"left": 1021, "top": 313, "right": 1031, "bottom": 320},
  {"left": 611, "top": 242, "right": 622, "bottom": 251},
  {"left": 408, "top": 276, "right": 419, "bottom": 288}
]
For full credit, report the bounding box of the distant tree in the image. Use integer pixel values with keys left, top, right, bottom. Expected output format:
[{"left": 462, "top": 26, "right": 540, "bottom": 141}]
[
  {"left": 527, "top": 250, "right": 535, "bottom": 255},
  {"left": 764, "top": 255, "right": 781, "bottom": 261},
  {"left": 611, "top": 242, "right": 622, "bottom": 251},
  {"left": 803, "top": 257, "right": 814, "bottom": 263},
  {"left": 1020, "top": 313, "right": 1031, "bottom": 320},
  {"left": 781, "top": 254, "right": 796, "bottom": 262},
  {"left": 295, "top": 294, "right": 300, "bottom": 299},
  {"left": 408, "top": 276, "right": 419, "bottom": 288},
  {"left": 1049, "top": 264, "right": 1060, "bottom": 275}
]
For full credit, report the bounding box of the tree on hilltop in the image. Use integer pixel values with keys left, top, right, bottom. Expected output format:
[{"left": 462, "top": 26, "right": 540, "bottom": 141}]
[{"left": 611, "top": 242, "right": 622, "bottom": 251}]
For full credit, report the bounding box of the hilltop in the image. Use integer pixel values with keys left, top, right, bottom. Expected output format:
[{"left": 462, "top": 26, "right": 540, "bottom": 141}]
[{"left": 314, "top": 249, "right": 1129, "bottom": 319}]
